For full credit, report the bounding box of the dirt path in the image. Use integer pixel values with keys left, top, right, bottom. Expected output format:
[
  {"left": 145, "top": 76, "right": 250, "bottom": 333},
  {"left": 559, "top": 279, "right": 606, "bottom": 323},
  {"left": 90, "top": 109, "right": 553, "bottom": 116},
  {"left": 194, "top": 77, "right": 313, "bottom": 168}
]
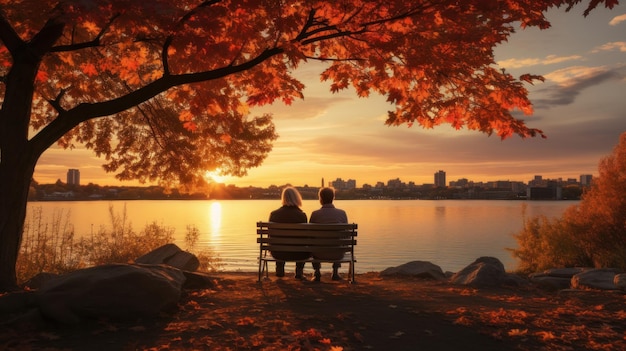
[{"left": 2, "top": 272, "right": 625, "bottom": 350}]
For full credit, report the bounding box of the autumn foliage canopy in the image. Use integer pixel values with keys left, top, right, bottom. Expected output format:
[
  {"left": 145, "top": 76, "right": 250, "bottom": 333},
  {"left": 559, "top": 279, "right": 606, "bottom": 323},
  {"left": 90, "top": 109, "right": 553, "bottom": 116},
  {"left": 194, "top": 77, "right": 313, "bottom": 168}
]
[
  {"left": 0, "top": 0, "right": 619, "bottom": 185},
  {"left": 0, "top": 0, "right": 619, "bottom": 289}
]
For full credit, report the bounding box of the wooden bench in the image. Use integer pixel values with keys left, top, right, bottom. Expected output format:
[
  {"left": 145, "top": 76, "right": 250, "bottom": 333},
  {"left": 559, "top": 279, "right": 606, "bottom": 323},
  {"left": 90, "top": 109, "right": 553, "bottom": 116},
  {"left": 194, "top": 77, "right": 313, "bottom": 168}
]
[{"left": 257, "top": 222, "right": 358, "bottom": 283}]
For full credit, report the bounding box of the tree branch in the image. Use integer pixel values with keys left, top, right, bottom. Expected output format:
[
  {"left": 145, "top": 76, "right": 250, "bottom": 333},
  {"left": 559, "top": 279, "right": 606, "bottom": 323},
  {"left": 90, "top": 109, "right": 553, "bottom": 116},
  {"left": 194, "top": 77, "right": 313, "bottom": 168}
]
[
  {"left": 47, "top": 89, "right": 67, "bottom": 113},
  {"left": 160, "top": 1, "right": 222, "bottom": 77},
  {"left": 29, "top": 46, "right": 283, "bottom": 155},
  {"left": 50, "top": 13, "right": 121, "bottom": 52},
  {"left": 0, "top": 13, "right": 24, "bottom": 55}
]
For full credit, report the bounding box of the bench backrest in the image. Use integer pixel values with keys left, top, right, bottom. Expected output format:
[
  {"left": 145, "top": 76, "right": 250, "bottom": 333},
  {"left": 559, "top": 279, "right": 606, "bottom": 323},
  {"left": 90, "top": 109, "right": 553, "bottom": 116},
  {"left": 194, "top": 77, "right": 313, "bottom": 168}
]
[{"left": 257, "top": 222, "right": 357, "bottom": 251}]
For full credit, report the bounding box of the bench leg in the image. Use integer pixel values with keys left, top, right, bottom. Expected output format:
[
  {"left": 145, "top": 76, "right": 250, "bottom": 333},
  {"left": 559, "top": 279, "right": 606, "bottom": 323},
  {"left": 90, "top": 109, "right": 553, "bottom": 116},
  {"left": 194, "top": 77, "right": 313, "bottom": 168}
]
[
  {"left": 258, "top": 259, "right": 269, "bottom": 282},
  {"left": 350, "top": 261, "right": 356, "bottom": 284}
]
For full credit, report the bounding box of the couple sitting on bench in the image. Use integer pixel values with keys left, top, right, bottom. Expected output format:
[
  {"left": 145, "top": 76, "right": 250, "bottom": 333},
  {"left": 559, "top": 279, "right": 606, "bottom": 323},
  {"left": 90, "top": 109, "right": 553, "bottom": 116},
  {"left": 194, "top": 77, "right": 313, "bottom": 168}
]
[{"left": 269, "top": 186, "right": 347, "bottom": 281}]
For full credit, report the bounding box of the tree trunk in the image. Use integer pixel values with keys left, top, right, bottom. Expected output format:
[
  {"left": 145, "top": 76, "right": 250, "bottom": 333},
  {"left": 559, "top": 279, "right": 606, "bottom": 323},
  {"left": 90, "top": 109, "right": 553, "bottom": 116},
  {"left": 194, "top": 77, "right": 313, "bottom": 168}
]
[
  {"left": 0, "top": 21, "right": 59, "bottom": 291},
  {"left": 0, "top": 157, "right": 36, "bottom": 291}
]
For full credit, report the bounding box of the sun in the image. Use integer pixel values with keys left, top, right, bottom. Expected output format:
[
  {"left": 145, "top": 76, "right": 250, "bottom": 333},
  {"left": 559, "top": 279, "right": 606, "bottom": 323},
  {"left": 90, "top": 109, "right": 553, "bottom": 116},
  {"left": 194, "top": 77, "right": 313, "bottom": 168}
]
[{"left": 205, "top": 169, "right": 227, "bottom": 184}]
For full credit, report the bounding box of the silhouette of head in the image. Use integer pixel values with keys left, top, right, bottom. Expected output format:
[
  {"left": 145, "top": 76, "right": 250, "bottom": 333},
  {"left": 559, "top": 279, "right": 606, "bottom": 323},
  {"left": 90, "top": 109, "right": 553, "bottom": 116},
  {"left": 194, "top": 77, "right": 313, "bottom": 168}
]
[
  {"left": 318, "top": 187, "right": 335, "bottom": 205},
  {"left": 281, "top": 186, "right": 303, "bottom": 207}
]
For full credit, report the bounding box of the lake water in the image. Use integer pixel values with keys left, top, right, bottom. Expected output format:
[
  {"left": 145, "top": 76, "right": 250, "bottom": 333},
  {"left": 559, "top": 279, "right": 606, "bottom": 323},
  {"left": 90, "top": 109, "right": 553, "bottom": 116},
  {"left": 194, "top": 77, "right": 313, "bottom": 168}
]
[{"left": 26, "top": 200, "right": 575, "bottom": 273}]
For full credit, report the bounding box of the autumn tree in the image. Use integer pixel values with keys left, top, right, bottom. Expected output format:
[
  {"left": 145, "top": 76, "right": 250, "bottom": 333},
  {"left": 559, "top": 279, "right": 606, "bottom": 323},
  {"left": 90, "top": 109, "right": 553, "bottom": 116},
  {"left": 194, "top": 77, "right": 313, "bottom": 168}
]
[
  {"left": 0, "top": 0, "right": 618, "bottom": 290},
  {"left": 511, "top": 132, "right": 626, "bottom": 273}
]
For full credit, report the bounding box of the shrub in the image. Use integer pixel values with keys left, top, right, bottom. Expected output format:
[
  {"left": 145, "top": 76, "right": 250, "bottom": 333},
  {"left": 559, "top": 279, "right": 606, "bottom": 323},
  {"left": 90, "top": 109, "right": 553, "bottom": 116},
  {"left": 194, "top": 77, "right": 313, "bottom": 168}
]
[
  {"left": 17, "top": 205, "right": 221, "bottom": 284},
  {"left": 509, "top": 207, "right": 592, "bottom": 274},
  {"left": 18, "top": 207, "right": 82, "bottom": 282},
  {"left": 183, "top": 224, "right": 223, "bottom": 273},
  {"left": 509, "top": 132, "right": 626, "bottom": 273}
]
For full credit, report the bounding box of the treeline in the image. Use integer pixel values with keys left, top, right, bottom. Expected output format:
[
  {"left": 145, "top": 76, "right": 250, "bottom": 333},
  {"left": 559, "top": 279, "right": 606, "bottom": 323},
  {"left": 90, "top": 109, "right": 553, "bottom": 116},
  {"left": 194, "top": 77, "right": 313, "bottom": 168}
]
[{"left": 28, "top": 178, "right": 585, "bottom": 202}]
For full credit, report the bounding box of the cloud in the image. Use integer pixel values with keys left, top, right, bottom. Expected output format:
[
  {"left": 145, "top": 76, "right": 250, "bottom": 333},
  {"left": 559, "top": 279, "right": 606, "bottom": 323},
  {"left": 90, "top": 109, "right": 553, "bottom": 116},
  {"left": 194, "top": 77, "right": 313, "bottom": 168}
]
[
  {"left": 544, "top": 65, "right": 611, "bottom": 85},
  {"left": 497, "top": 55, "right": 582, "bottom": 69},
  {"left": 252, "top": 95, "right": 354, "bottom": 121},
  {"left": 531, "top": 65, "right": 624, "bottom": 108},
  {"left": 591, "top": 41, "right": 626, "bottom": 53},
  {"left": 609, "top": 14, "right": 626, "bottom": 26}
]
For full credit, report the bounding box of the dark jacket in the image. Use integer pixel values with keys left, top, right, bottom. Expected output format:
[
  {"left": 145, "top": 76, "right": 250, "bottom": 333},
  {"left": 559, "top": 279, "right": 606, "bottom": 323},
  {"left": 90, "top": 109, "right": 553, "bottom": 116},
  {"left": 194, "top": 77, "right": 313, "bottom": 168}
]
[
  {"left": 268, "top": 205, "right": 309, "bottom": 260},
  {"left": 269, "top": 205, "right": 307, "bottom": 223}
]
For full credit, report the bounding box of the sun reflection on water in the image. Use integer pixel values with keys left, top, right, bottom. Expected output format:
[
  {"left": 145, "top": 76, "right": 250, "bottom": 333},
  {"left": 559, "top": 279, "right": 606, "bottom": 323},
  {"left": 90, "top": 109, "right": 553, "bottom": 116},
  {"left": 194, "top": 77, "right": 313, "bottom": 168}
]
[{"left": 209, "top": 201, "right": 222, "bottom": 237}]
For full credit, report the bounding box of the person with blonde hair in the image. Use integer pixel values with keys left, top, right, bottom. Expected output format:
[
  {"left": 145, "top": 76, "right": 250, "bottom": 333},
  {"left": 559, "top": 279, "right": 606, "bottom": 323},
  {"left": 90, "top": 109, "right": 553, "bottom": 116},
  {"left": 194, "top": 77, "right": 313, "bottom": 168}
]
[{"left": 268, "top": 186, "right": 310, "bottom": 279}]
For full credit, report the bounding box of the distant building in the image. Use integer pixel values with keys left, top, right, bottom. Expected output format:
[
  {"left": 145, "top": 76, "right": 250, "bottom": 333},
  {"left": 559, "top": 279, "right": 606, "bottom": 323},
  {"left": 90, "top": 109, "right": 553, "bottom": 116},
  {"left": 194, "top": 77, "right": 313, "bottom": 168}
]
[
  {"left": 527, "top": 179, "right": 563, "bottom": 200},
  {"left": 387, "top": 178, "right": 404, "bottom": 189},
  {"left": 528, "top": 175, "right": 546, "bottom": 187},
  {"left": 450, "top": 178, "right": 469, "bottom": 188},
  {"left": 580, "top": 174, "right": 593, "bottom": 187},
  {"left": 434, "top": 170, "right": 446, "bottom": 187},
  {"left": 67, "top": 169, "right": 80, "bottom": 186},
  {"left": 329, "top": 178, "right": 356, "bottom": 190}
]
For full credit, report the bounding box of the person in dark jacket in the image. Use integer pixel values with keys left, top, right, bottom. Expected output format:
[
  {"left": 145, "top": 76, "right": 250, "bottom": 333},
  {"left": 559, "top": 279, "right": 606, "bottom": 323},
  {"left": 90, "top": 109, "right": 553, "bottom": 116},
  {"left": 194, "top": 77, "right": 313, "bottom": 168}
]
[
  {"left": 269, "top": 186, "right": 309, "bottom": 279},
  {"left": 310, "top": 187, "right": 348, "bottom": 281}
]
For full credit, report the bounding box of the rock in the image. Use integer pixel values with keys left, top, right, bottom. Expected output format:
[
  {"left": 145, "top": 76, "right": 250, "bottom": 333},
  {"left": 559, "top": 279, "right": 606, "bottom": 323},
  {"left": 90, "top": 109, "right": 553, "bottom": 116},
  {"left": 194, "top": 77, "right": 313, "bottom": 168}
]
[
  {"left": 35, "top": 263, "right": 185, "bottom": 324},
  {"left": 380, "top": 261, "right": 446, "bottom": 280},
  {"left": 135, "top": 243, "right": 200, "bottom": 271},
  {"left": 182, "top": 270, "right": 218, "bottom": 289},
  {"left": 0, "top": 290, "right": 37, "bottom": 314},
  {"left": 534, "top": 267, "right": 590, "bottom": 279},
  {"left": 531, "top": 276, "right": 572, "bottom": 291},
  {"left": 501, "top": 273, "right": 531, "bottom": 287},
  {"left": 615, "top": 273, "right": 626, "bottom": 291},
  {"left": 21, "top": 272, "right": 59, "bottom": 290},
  {"left": 529, "top": 267, "right": 595, "bottom": 291},
  {"left": 571, "top": 269, "right": 620, "bottom": 290},
  {"left": 164, "top": 250, "right": 200, "bottom": 271},
  {"left": 450, "top": 257, "right": 506, "bottom": 287}
]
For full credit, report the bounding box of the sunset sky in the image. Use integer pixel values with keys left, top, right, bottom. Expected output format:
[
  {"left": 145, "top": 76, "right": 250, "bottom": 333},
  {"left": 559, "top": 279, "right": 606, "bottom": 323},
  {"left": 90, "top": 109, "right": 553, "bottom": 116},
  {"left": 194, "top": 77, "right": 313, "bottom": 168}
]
[{"left": 34, "top": 4, "right": 626, "bottom": 188}]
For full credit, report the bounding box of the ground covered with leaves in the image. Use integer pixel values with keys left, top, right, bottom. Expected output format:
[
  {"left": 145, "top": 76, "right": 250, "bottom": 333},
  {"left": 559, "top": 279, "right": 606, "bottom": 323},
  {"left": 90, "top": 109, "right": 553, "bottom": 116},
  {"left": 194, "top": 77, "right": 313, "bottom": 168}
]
[{"left": 2, "top": 272, "right": 625, "bottom": 350}]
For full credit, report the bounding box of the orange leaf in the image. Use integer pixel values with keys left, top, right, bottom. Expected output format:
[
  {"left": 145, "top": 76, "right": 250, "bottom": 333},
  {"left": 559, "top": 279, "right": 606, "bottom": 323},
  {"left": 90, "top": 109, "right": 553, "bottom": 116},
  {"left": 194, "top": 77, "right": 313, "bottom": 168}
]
[
  {"left": 535, "top": 331, "right": 557, "bottom": 341},
  {"left": 36, "top": 71, "right": 49, "bottom": 83},
  {"left": 220, "top": 134, "right": 231, "bottom": 143},
  {"left": 236, "top": 316, "right": 255, "bottom": 326},
  {"left": 183, "top": 121, "right": 197, "bottom": 132},
  {"left": 508, "top": 329, "right": 528, "bottom": 336},
  {"left": 80, "top": 63, "right": 98, "bottom": 77},
  {"left": 82, "top": 21, "right": 100, "bottom": 34}
]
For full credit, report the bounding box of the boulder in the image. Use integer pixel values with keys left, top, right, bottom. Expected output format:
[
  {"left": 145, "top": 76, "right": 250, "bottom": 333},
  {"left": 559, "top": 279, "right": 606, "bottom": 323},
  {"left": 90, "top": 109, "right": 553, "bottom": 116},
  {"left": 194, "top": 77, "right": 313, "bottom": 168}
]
[
  {"left": 135, "top": 243, "right": 200, "bottom": 271},
  {"left": 35, "top": 263, "right": 185, "bottom": 324},
  {"left": 501, "top": 273, "right": 531, "bottom": 287},
  {"left": 535, "top": 267, "right": 590, "bottom": 279},
  {"left": 530, "top": 276, "right": 572, "bottom": 291},
  {"left": 614, "top": 273, "right": 626, "bottom": 291},
  {"left": 181, "top": 270, "right": 219, "bottom": 289},
  {"left": 450, "top": 257, "right": 506, "bottom": 287},
  {"left": 380, "top": 261, "right": 446, "bottom": 280},
  {"left": 571, "top": 269, "right": 620, "bottom": 290},
  {"left": 21, "top": 272, "right": 59, "bottom": 290},
  {"left": 528, "top": 268, "right": 590, "bottom": 290},
  {"left": 0, "top": 290, "right": 36, "bottom": 314}
]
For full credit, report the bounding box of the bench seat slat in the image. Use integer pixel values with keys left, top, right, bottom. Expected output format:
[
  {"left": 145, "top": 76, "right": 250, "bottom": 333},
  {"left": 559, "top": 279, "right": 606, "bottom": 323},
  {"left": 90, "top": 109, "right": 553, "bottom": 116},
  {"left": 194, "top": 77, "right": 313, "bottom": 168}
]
[
  {"left": 260, "top": 245, "right": 352, "bottom": 252},
  {"left": 260, "top": 253, "right": 355, "bottom": 262},
  {"left": 259, "top": 231, "right": 357, "bottom": 239},
  {"left": 258, "top": 222, "right": 357, "bottom": 230},
  {"left": 258, "top": 238, "right": 356, "bottom": 246}
]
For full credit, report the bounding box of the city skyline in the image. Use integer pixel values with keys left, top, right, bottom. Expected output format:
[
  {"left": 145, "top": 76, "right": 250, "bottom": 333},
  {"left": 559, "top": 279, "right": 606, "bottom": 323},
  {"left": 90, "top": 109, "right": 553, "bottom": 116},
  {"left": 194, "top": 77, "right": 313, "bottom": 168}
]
[
  {"left": 45, "top": 167, "right": 593, "bottom": 189},
  {"left": 32, "top": 5, "right": 626, "bottom": 188}
]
